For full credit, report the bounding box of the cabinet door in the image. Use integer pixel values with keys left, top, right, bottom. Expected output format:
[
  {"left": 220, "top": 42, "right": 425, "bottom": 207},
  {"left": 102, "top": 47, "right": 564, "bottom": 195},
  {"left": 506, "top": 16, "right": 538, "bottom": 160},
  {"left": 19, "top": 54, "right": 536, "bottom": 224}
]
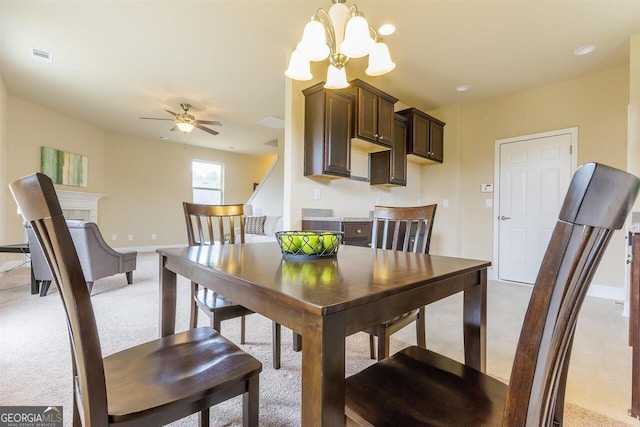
[
  {"left": 391, "top": 117, "right": 407, "bottom": 185},
  {"left": 428, "top": 121, "right": 444, "bottom": 162},
  {"left": 356, "top": 88, "right": 378, "bottom": 142},
  {"left": 412, "top": 114, "right": 430, "bottom": 157},
  {"left": 324, "top": 91, "right": 352, "bottom": 176},
  {"left": 376, "top": 97, "right": 394, "bottom": 147}
]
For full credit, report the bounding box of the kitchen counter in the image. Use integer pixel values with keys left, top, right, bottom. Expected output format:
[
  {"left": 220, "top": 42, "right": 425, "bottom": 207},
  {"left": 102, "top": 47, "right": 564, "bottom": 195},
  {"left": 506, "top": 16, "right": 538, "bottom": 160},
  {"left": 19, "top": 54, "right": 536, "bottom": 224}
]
[{"left": 302, "top": 216, "right": 372, "bottom": 222}]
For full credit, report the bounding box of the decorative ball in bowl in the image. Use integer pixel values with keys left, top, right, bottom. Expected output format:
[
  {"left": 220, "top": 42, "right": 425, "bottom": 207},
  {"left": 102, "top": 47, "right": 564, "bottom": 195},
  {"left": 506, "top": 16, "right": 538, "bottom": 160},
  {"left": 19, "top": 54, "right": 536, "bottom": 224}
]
[{"left": 275, "top": 231, "right": 344, "bottom": 259}]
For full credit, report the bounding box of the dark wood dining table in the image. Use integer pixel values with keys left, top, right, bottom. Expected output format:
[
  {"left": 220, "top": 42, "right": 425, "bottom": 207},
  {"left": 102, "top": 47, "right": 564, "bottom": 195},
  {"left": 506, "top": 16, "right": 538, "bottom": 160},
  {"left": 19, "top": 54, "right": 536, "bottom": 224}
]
[{"left": 158, "top": 242, "right": 491, "bottom": 426}]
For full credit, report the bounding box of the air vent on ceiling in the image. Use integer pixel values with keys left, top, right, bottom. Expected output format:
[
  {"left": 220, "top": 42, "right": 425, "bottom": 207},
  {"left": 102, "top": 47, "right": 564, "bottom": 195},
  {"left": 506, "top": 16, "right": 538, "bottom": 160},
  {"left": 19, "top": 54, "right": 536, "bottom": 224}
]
[
  {"left": 29, "top": 47, "right": 53, "bottom": 62},
  {"left": 257, "top": 116, "right": 285, "bottom": 129}
]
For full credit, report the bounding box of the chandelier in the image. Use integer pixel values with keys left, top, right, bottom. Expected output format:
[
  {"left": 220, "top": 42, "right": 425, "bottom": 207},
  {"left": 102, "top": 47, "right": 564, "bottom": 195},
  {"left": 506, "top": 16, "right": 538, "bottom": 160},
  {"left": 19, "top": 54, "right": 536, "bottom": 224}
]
[{"left": 285, "top": 0, "right": 396, "bottom": 89}]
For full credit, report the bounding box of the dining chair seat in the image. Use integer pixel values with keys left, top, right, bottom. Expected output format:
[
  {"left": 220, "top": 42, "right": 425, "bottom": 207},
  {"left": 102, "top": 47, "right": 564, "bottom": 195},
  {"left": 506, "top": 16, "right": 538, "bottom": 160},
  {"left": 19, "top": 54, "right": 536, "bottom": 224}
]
[
  {"left": 104, "top": 327, "right": 261, "bottom": 423},
  {"left": 194, "top": 289, "right": 254, "bottom": 327},
  {"left": 346, "top": 346, "right": 507, "bottom": 426}
]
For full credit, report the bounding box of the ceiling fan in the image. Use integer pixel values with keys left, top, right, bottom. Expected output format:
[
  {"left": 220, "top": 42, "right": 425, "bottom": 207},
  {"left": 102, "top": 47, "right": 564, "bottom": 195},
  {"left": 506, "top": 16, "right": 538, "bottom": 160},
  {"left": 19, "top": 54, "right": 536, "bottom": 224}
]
[{"left": 140, "top": 103, "right": 222, "bottom": 135}]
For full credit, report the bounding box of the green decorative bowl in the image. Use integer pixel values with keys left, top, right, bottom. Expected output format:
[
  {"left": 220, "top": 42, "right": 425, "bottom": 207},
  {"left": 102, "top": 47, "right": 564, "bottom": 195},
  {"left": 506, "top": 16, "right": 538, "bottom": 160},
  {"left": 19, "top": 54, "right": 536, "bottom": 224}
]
[{"left": 275, "top": 231, "right": 343, "bottom": 259}]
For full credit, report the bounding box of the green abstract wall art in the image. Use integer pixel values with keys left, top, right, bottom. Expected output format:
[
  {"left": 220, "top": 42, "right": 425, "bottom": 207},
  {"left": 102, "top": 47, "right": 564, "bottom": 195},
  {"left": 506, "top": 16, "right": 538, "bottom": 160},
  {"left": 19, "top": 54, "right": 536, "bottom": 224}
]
[{"left": 41, "top": 147, "right": 88, "bottom": 187}]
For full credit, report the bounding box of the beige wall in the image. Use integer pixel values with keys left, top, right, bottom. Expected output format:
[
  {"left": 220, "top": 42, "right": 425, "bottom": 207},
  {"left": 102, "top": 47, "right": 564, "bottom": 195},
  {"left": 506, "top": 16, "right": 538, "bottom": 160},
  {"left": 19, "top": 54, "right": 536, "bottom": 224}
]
[
  {"left": 630, "top": 34, "right": 640, "bottom": 212},
  {"left": 422, "top": 65, "right": 630, "bottom": 289},
  {"left": 4, "top": 96, "right": 106, "bottom": 244},
  {"left": 249, "top": 132, "right": 284, "bottom": 217},
  {"left": 1, "top": 96, "right": 275, "bottom": 254},
  {"left": 101, "top": 132, "right": 272, "bottom": 247},
  {"left": 0, "top": 74, "right": 8, "bottom": 255}
]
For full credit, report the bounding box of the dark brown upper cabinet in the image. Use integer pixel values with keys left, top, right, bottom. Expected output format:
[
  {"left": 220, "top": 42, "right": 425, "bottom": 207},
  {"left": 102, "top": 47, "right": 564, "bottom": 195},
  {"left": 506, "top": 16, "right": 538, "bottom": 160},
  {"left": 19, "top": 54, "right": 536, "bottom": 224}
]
[
  {"left": 347, "top": 79, "right": 398, "bottom": 150},
  {"left": 303, "top": 82, "right": 354, "bottom": 178},
  {"left": 397, "top": 107, "right": 445, "bottom": 164},
  {"left": 369, "top": 113, "right": 407, "bottom": 186}
]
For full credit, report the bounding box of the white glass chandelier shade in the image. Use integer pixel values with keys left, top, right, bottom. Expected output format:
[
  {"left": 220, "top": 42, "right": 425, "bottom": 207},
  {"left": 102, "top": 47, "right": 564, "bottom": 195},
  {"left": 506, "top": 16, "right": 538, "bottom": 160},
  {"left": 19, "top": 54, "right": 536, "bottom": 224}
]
[
  {"left": 296, "top": 19, "right": 330, "bottom": 61},
  {"left": 176, "top": 122, "right": 195, "bottom": 133},
  {"left": 285, "top": 50, "right": 313, "bottom": 81},
  {"left": 340, "top": 15, "right": 374, "bottom": 58},
  {"left": 366, "top": 41, "right": 396, "bottom": 76},
  {"left": 328, "top": 2, "right": 349, "bottom": 48},
  {"left": 324, "top": 65, "right": 349, "bottom": 89},
  {"left": 284, "top": 1, "right": 395, "bottom": 85}
]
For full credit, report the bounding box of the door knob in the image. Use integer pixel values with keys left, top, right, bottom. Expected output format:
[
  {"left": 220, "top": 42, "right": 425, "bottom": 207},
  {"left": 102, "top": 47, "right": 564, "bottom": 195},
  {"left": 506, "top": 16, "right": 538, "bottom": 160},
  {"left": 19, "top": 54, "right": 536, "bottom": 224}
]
[{"left": 500, "top": 216, "right": 511, "bottom": 221}]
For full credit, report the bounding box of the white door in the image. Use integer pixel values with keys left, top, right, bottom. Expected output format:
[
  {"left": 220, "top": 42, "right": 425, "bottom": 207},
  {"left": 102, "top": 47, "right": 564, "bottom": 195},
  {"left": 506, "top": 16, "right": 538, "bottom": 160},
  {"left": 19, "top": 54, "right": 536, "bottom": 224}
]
[{"left": 497, "top": 131, "right": 575, "bottom": 284}]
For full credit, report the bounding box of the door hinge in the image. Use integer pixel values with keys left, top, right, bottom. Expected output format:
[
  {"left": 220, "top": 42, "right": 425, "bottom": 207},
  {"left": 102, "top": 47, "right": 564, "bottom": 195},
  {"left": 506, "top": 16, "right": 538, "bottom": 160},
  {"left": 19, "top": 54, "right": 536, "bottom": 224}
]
[{"left": 569, "top": 145, "right": 572, "bottom": 155}]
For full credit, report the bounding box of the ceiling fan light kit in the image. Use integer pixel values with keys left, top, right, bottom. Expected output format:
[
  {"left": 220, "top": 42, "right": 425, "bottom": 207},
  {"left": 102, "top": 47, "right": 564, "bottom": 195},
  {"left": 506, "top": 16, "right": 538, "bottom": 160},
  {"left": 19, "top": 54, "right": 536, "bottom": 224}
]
[
  {"left": 285, "top": 0, "right": 396, "bottom": 89},
  {"left": 139, "top": 103, "right": 221, "bottom": 136}
]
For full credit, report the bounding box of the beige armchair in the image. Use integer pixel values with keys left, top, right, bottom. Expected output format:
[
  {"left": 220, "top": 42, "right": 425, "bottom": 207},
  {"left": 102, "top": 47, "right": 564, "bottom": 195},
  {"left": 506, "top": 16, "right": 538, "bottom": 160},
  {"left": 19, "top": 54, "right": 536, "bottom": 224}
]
[{"left": 26, "top": 220, "right": 137, "bottom": 296}]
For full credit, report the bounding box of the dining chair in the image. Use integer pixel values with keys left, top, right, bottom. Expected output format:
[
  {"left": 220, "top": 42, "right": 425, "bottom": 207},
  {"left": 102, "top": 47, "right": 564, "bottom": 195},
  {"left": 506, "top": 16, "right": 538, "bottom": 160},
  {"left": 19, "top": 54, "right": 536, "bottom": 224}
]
[
  {"left": 10, "top": 173, "right": 262, "bottom": 427},
  {"left": 345, "top": 163, "right": 640, "bottom": 426},
  {"left": 365, "top": 204, "right": 437, "bottom": 360},
  {"left": 183, "top": 202, "right": 283, "bottom": 369}
]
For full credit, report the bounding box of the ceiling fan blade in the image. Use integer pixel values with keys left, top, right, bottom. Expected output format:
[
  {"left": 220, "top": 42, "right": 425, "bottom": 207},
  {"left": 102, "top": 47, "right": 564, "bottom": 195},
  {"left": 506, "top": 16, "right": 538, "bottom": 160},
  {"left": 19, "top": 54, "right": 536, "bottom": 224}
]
[
  {"left": 140, "top": 117, "right": 174, "bottom": 121},
  {"left": 197, "top": 120, "right": 223, "bottom": 126},
  {"left": 195, "top": 123, "right": 219, "bottom": 136},
  {"left": 164, "top": 110, "right": 178, "bottom": 117}
]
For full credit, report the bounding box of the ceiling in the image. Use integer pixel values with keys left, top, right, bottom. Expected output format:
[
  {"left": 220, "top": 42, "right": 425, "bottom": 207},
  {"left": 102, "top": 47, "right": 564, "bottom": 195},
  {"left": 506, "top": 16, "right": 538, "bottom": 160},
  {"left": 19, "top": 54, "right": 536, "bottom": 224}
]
[{"left": 1, "top": 1, "right": 639, "bottom": 155}]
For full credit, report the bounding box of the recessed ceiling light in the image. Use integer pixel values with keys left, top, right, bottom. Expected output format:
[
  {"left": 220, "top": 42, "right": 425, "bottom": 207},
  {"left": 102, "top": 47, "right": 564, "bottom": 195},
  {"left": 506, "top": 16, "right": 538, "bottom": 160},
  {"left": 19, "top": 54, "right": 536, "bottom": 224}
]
[
  {"left": 574, "top": 44, "right": 596, "bottom": 56},
  {"left": 378, "top": 24, "right": 395, "bottom": 36},
  {"left": 456, "top": 84, "right": 471, "bottom": 92}
]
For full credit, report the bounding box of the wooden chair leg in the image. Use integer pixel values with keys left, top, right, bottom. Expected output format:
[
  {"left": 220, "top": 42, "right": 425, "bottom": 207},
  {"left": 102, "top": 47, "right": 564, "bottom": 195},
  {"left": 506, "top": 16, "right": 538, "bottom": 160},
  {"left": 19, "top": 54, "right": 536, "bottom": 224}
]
[
  {"left": 125, "top": 271, "right": 133, "bottom": 284},
  {"left": 377, "top": 330, "right": 390, "bottom": 361},
  {"left": 369, "top": 334, "right": 376, "bottom": 359},
  {"left": 72, "top": 391, "right": 81, "bottom": 427},
  {"left": 243, "top": 375, "right": 259, "bottom": 427},
  {"left": 293, "top": 332, "right": 302, "bottom": 352},
  {"left": 416, "top": 306, "right": 426, "bottom": 348},
  {"left": 212, "top": 314, "right": 222, "bottom": 333},
  {"left": 199, "top": 408, "right": 210, "bottom": 427},
  {"left": 189, "top": 282, "right": 199, "bottom": 329},
  {"left": 240, "top": 315, "right": 246, "bottom": 344},
  {"left": 40, "top": 280, "right": 52, "bottom": 297},
  {"left": 272, "top": 322, "right": 281, "bottom": 370}
]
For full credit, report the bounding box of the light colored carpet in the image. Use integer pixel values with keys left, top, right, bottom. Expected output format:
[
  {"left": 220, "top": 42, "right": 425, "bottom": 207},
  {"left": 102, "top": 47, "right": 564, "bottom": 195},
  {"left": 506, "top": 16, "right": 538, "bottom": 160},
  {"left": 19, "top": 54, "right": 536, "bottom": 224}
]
[{"left": 0, "top": 251, "right": 636, "bottom": 426}]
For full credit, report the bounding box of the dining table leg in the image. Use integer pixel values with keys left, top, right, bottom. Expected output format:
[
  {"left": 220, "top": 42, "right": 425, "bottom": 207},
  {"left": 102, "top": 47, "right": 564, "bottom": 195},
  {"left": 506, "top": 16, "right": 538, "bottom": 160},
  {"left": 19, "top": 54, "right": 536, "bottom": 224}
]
[
  {"left": 301, "top": 311, "right": 346, "bottom": 426},
  {"left": 463, "top": 268, "right": 487, "bottom": 372},
  {"left": 159, "top": 253, "right": 177, "bottom": 337}
]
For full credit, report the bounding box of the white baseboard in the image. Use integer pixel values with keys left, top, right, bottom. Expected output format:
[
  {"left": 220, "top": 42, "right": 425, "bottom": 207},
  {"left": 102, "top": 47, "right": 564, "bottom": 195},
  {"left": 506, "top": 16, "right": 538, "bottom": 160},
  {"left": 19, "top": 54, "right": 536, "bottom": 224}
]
[
  {"left": 111, "top": 244, "right": 185, "bottom": 253},
  {"left": 489, "top": 269, "right": 624, "bottom": 301},
  {"left": 586, "top": 284, "right": 625, "bottom": 301}
]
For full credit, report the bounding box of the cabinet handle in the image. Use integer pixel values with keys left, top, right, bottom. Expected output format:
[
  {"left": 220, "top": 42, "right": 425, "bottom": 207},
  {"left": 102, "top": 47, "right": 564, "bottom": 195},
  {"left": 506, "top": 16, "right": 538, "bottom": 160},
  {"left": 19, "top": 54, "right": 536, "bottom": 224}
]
[
  {"left": 374, "top": 134, "right": 379, "bottom": 138},
  {"left": 356, "top": 229, "right": 362, "bottom": 234}
]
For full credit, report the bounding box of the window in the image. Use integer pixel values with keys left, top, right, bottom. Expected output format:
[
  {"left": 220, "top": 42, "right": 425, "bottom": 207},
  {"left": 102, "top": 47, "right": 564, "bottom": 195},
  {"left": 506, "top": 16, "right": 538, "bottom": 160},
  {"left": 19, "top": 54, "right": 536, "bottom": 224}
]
[{"left": 192, "top": 160, "right": 223, "bottom": 204}]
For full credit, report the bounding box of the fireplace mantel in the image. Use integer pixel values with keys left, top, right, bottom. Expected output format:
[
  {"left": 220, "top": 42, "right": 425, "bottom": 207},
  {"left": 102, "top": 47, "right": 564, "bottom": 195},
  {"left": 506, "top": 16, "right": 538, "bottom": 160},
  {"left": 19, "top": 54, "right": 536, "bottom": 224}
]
[{"left": 56, "top": 190, "right": 105, "bottom": 223}]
